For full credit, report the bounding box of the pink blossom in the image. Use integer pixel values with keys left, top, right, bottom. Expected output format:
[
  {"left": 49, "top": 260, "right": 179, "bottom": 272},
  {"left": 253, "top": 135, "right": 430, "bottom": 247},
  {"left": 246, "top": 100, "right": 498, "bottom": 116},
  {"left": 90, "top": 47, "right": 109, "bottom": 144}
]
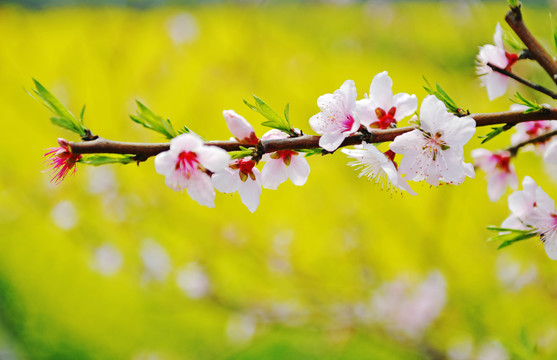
[
  {"left": 212, "top": 158, "right": 262, "bottom": 213},
  {"left": 309, "top": 80, "right": 360, "bottom": 152},
  {"left": 222, "top": 110, "right": 259, "bottom": 145},
  {"left": 503, "top": 176, "right": 557, "bottom": 259},
  {"left": 44, "top": 138, "right": 82, "bottom": 184},
  {"left": 356, "top": 71, "right": 418, "bottom": 130},
  {"left": 154, "top": 133, "right": 230, "bottom": 207},
  {"left": 341, "top": 143, "right": 416, "bottom": 195},
  {"left": 471, "top": 149, "right": 517, "bottom": 202},
  {"left": 510, "top": 105, "right": 557, "bottom": 153},
  {"left": 260, "top": 129, "right": 310, "bottom": 190},
  {"left": 476, "top": 23, "right": 519, "bottom": 100},
  {"left": 389, "top": 95, "right": 476, "bottom": 186}
]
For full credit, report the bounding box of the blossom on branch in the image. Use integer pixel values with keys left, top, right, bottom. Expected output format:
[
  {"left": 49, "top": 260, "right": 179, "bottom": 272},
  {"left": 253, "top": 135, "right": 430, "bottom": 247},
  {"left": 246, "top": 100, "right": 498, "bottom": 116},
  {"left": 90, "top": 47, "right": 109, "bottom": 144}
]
[
  {"left": 44, "top": 138, "right": 82, "bottom": 184},
  {"left": 389, "top": 95, "right": 476, "bottom": 186},
  {"left": 341, "top": 143, "right": 416, "bottom": 195},
  {"left": 260, "top": 129, "right": 310, "bottom": 190},
  {"left": 212, "top": 158, "right": 262, "bottom": 213},
  {"left": 510, "top": 105, "right": 557, "bottom": 154},
  {"left": 222, "top": 110, "right": 259, "bottom": 145},
  {"left": 154, "top": 133, "right": 230, "bottom": 207},
  {"left": 476, "top": 23, "right": 518, "bottom": 100},
  {"left": 471, "top": 149, "right": 517, "bottom": 202},
  {"left": 309, "top": 79, "right": 360, "bottom": 152},
  {"left": 503, "top": 176, "right": 557, "bottom": 260},
  {"left": 356, "top": 71, "right": 418, "bottom": 130}
]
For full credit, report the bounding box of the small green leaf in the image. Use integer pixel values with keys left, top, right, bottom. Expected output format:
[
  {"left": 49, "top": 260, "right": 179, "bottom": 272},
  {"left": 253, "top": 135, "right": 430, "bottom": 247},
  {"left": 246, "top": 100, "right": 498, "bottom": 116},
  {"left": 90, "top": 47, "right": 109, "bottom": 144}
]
[
  {"left": 29, "top": 79, "right": 88, "bottom": 137},
  {"left": 130, "top": 100, "right": 179, "bottom": 140},
  {"left": 79, "top": 154, "right": 135, "bottom": 166},
  {"left": 229, "top": 146, "right": 254, "bottom": 160},
  {"left": 479, "top": 124, "right": 515, "bottom": 144},
  {"left": 486, "top": 225, "right": 537, "bottom": 249},
  {"left": 423, "top": 77, "right": 467, "bottom": 116},
  {"left": 244, "top": 95, "right": 293, "bottom": 134},
  {"left": 297, "top": 148, "right": 323, "bottom": 157},
  {"left": 507, "top": 0, "right": 520, "bottom": 9},
  {"left": 503, "top": 31, "right": 523, "bottom": 52},
  {"left": 284, "top": 103, "right": 290, "bottom": 124},
  {"left": 79, "top": 105, "right": 86, "bottom": 123}
]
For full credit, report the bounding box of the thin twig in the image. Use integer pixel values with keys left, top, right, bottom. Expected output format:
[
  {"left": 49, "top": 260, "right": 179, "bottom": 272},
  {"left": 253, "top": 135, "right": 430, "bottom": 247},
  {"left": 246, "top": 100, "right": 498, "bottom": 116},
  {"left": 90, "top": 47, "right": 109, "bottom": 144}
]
[
  {"left": 506, "top": 129, "right": 557, "bottom": 156},
  {"left": 506, "top": 7, "right": 557, "bottom": 84},
  {"left": 488, "top": 63, "right": 557, "bottom": 99},
  {"left": 67, "top": 109, "right": 557, "bottom": 161}
]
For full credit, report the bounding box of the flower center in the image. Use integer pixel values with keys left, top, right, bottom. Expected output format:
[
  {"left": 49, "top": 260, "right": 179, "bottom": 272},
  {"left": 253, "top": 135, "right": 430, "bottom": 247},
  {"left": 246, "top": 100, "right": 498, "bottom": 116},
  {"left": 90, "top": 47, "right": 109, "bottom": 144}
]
[
  {"left": 374, "top": 107, "right": 397, "bottom": 129},
  {"left": 176, "top": 151, "right": 199, "bottom": 177},
  {"left": 505, "top": 52, "right": 519, "bottom": 70},
  {"left": 493, "top": 152, "right": 512, "bottom": 172},
  {"left": 525, "top": 121, "right": 551, "bottom": 137},
  {"left": 230, "top": 159, "right": 257, "bottom": 182},
  {"left": 422, "top": 131, "right": 449, "bottom": 161},
  {"left": 340, "top": 114, "right": 355, "bottom": 132},
  {"left": 271, "top": 150, "right": 297, "bottom": 166}
]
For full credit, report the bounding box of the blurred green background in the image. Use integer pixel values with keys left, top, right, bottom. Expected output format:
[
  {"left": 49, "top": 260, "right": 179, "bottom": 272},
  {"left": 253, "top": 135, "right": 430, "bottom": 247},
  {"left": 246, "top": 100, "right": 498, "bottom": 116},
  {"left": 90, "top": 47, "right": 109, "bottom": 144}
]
[{"left": 1, "top": 0, "right": 557, "bottom": 359}]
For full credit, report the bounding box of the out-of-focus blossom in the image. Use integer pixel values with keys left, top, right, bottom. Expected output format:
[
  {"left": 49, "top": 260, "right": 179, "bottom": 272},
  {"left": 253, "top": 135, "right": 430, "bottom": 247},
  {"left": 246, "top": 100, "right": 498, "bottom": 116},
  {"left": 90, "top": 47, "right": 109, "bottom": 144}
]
[
  {"left": 226, "top": 314, "right": 257, "bottom": 344},
  {"left": 166, "top": 12, "right": 199, "bottom": 45},
  {"left": 212, "top": 158, "right": 262, "bottom": 213},
  {"left": 91, "top": 243, "right": 123, "bottom": 276},
  {"left": 261, "top": 129, "right": 310, "bottom": 189},
  {"left": 510, "top": 104, "right": 557, "bottom": 153},
  {"left": 389, "top": 95, "right": 476, "bottom": 186},
  {"left": 503, "top": 176, "right": 557, "bottom": 260},
  {"left": 86, "top": 166, "right": 117, "bottom": 195},
  {"left": 477, "top": 341, "right": 509, "bottom": 360},
  {"left": 356, "top": 71, "right": 417, "bottom": 130},
  {"left": 223, "top": 110, "right": 259, "bottom": 145},
  {"left": 154, "top": 133, "right": 230, "bottom": 207},
  {"left": 50, "top": 200, "right": 78, "bottom": 230},
  {"left": 471, "top": 149, "right": 517, "bottom": 201},
  {"left": 140, "top": 239, "right": 172, "bottom": 283},
  {"left": 368, "top": 271, "right": 446, "bottom": 339},
  {"left": 176, "top": 262, "right": 211, "bottom": 299},
  {"left": 495, "top": 254, "right": 537, "bottom": 291},
  {"left": 309, "top": 80, "right": 360, "bottom": 151},
  {"left": 44, "top": 138, "right": 82, "bottom": 184},
  {"left": 477, "top": 23, "right": 518, "bottom": 100},
  {"left": 342, "top": 143, "right": 416, "bottom": 195}
]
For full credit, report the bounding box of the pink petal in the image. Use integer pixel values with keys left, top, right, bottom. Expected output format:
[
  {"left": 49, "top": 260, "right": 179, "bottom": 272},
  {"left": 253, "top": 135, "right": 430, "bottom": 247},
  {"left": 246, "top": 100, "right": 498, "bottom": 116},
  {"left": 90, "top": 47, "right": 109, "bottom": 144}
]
[
  {"left": 287, "top": 155, "right": 310, "bottom": 186},
  {"left": 484, "top": 72, "right": 509, "bottom": 101},
  {"left": 319, "top": 132, "right": 346, "bottom": 152},
  {"left": 186, "top": 171, "right": 216, "bottom": 208},
  {"left": 212, "top": 167, "right": 240, "bottom": 193},
  {"left": 262, "top": 158, "right": 288, "bottom": 190},
  {"left": 154, "top": 151, "right": 177, "bottom": 176},
  {"left": 238, "top": 169, "right": 262, "bottom": 213},
  {"left": 356, "top": 98, "right": 378, "bottom": 129},
  {"left": 170, "top": 133, "right": 203, "bottom": 152},
  {"left": 392, "top": 93, "right": 418, "bottom": 121},
  {"left": 369, "top": 71, "right": 393, "bottom": 110},
  {"left": 223, "top": 110, "right": 256, "bottom": 142},
  {"left": 196, "top": 146, "right": 230, "bottom": 172}
]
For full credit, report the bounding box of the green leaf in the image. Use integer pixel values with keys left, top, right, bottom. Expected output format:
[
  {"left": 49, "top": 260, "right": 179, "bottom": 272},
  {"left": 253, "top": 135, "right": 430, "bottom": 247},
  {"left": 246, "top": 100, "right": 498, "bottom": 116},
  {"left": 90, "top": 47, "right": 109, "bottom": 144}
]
[
  {"left": 297, "top": 148, "right": 323, "bottom": 157},
  {"left": 79, "top": 105, "right": 86, "bottom": 123},
  {"left": 486, "top": 225, "right": 537, "bottom": 249},
  {"left": 130, "top": 100, "right": 178, "bottom": 140},
  {"left": 79, "top": 154, "right": 135, "bottom": 166},
  {"left": 244, "top": 95, "right": 293, "bottom": 134},
  {"left": 423, "top": 77, "right": 467, "bottom": 116},
  {"left": 479, "top": 123, "right": 515, "bottom": 144},
  {"left": 486, "top": 226, "right": 534, "bottom": 233},
  {"left": 503, "top": 31, "right": 523, "bottom": 52},
  {"left": 284, "top": 103, "right": 290, "bottom": 124},
  {"left": 552, "top": 13, "right": 557, "bottom": 54},
  {"left": 229, "top": 146, "right": 254, "bottom": 160},
  {"left": 29, "top": 79, "right": 88, "bottom": 137},
  {"left": 511, "top": 92, "right": 544, "bottom": 113}
]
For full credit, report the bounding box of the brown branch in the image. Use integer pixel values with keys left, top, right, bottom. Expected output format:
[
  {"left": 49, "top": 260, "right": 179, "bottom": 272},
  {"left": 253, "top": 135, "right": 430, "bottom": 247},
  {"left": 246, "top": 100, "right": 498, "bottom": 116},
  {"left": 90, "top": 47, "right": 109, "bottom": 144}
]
[
  {"left": 488, "top": 63, "right": 557, "bottom": 99},
  {"left": 66, "top": 109, "right": 557, "bottom": 162},
  {"left": 506, "top": 7, "right": 557, "bottom": 84},
  {"left": 506, "top": 129, "right": 557, "bottom": 156}
]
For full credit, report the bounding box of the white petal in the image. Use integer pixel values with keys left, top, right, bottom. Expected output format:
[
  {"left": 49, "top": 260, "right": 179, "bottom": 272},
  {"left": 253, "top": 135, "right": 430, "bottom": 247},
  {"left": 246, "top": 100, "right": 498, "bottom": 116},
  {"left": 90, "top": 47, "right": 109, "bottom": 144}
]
[
  {"left": 338, "top": 79, "right": 358, "bottom": 111},
  {"left": 442, "top": 116, "right": 476, "bottom": 147},
  {"left": 319, "top": 132, "right": 346, "bottom": 152},
  {"left": 392, "top": 93, "right": 418, "bottom": 121},
  {"left": 262, "top": 158, "right": 288, "bottom": 190},
  {"left": 186, "top": 172, "right": 216, "bottom": 208},
  {"left": 165, "top": 169, "right": 188, "bottom": 191},
  {"left": 154, "top": 151, "right": 176, "bottom": 176},
  {"left": 369, "top": 71, "right": 393, "bottom": 110},
  {"left": 543, "top": 140, "right": 557, "bottom": 163},
  {"left": 355, "top": 98, "right": 378, "bottom": 129},
  {"left": 170, "top": 133, "right": 203, "bottom": 152},
  {"left": 487, "top": 173, "right": 508, "bottom": 202},
  {"left": 544, "top": 234, "right": 557, "bottom": 260},
  {"left": 197, "top": 146, "right": 230, "bottom": 172},
  {"left": 494, "top": 23, "right": 504, "bottom": 49},
  {"left": 287, "top": 155, "right": 310, "bottom": 186},
  {"left": 419, "top": 95, "right": 452, "bottom": 133},
  {"left": 238, "top": 170, "right": 262, "bottom": 213},
  {"left": 484, "top": 72, "right": 509, "bottom": 101},
  {"left": 262, "top": 129, "right": 288, "bottom": 141},
  {"left": 212, "top": 167, "right": 240, "bottom": 193}
]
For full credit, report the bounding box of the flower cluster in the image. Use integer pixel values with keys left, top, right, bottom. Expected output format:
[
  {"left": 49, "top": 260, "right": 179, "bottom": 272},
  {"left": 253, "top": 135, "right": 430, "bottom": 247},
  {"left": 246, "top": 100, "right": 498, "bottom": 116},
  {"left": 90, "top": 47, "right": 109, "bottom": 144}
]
[{"left": 502, "top": 177, "right": 557, "bottom": 260}]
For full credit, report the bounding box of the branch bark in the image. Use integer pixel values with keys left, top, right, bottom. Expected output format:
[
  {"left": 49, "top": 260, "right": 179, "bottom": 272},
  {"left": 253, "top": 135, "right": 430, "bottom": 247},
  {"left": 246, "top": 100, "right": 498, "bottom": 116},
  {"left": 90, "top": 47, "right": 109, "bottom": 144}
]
[
  {"left": 67, "top": 108, "right": 557, "bottom": 161},
  {"left": 488, "top": 63, "right": 557, "bottom": 99},
  {"left": 506, "top": 7, "right": 557, "bottom": 84}
]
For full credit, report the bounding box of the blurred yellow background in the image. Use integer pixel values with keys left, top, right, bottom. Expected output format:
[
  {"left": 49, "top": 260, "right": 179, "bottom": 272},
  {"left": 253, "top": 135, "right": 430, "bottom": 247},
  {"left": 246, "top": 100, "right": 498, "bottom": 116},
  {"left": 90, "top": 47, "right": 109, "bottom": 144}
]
[{"left": 1, "top": 1, "right": 557, "bottom": 359}]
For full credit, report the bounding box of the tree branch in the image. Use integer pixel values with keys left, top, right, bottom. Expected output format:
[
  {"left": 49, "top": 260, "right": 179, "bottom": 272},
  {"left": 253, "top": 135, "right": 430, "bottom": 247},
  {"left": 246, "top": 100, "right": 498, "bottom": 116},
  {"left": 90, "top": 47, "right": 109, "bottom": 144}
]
[
  {"left": 67, "top": 109, "right": 557, "bottom": 161},
  {"left": 506, "top": 7, "right": 557, "bottom": 84},
  {"left": 488, "top": 63, "right": 557, "bottom": 99}
]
